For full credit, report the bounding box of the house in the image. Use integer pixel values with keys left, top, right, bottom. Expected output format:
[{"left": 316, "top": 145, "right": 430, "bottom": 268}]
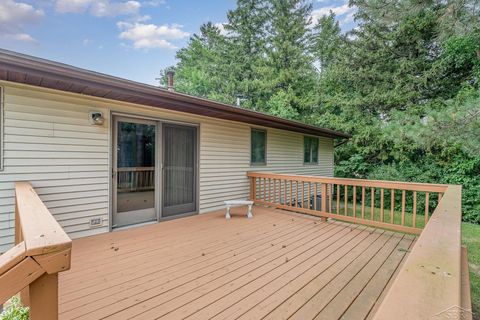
[
  {"left": 0, "top": 49, "right": 471, "bottom": 320},
  {"left": 0, "top": 49, "right": 349, "bottom": 253}
]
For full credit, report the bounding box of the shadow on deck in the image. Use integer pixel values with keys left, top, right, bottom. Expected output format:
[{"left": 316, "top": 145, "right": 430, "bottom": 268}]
[{"left": 59, "top": 206, "right": 415, "bottom": 320}]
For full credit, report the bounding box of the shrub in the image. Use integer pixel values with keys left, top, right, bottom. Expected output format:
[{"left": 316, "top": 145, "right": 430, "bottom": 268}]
[{"left": 0, "top": 296, "right": 29, "bottom": 320}]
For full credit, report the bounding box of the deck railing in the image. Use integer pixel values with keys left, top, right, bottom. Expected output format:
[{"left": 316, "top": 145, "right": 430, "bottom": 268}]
[
  {"left": 373, "top": 184, "right": 471, "bottom": 319},
  {"left": 0, "top": 182, "right": 72, "bottom": 320},
  {"left": 248, "top": 172, "right": 471, "bottom": 319},
  {"left": 247, "top": 172, "right": 448, "bottom": 234},
  {"left": 117, "top": 166, "right": 155, "bottom": 192}
]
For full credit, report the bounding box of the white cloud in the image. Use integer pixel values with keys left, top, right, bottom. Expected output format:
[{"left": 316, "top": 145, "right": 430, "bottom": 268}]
[
  {"left": 55, "top": 0, "right": 141, "bottom": 17},
  {"left": 312, "top": 3, "right": 352, "bottom": 19},
  {"left": 214, "top": 22, "right": 227, "bottom": 36},
  {"left": 117, "top": 21, "right": 189, "bottom": 50},
  {"left": 143, "top": 0, "right": 165, "bottom": 7},
  {"left": 0, "top": 0, "right": 44, "bottom": 42},
  {"left": 311, "top": 2, "right": 356, "bottom": 27}
]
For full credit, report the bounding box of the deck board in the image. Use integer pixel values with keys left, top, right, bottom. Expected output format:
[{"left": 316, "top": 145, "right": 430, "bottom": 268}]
[{"left": 59, "top": 206, "right": 414, "bottom": 320}]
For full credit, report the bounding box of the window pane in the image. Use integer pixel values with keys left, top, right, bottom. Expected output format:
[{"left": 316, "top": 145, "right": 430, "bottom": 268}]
[
  {"left": 304, "top": 137, "right": 311, "bottom": 163},
  {"left": 312, "top": 138, "right": 319, "bottom": 163},
  {"left": 304, "top": 136, "right": 319, "bottom": 164},
  {"left": 251, "top": 129, "right": 266, "bottom": 164}
]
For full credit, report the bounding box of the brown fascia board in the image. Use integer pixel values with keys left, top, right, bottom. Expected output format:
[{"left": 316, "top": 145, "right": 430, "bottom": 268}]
[{"left": 0, "top": 49, "right": 350, "bottom": 139}]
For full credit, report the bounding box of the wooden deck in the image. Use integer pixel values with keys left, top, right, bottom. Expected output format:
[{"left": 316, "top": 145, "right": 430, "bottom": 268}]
[{"left": 58, "top": 206, "right": 416, "bottom": 320}]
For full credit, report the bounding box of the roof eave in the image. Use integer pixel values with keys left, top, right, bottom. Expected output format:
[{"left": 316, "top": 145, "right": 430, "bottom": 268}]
[{"left": 0, "top": 49, "right": 351, "bottom": 140}]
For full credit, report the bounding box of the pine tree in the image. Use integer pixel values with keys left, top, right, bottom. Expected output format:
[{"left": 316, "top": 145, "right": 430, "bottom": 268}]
[
  {"left": 263, "top": 0, "right": 316, "bottom": 118},
  {"left": 224, "top": 0, "right": 269, "bottom": 109},
  {"left": 171, "top": 22, "right": 236, "bottom": 103},
  {"left": 313, "top": 12, "right": 343, "bottom": 72}
]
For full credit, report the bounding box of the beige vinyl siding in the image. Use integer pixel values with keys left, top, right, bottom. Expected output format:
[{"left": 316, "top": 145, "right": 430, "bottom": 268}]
[{"left": 0, "top": 82, "right": 334, "bottom": 252}]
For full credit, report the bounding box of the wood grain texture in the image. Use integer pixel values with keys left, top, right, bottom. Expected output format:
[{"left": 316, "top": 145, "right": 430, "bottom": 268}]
[
  {"left": 58, "top": 207, "right": 415, "bottom": 320},
  {"left": 0, "top": 257, "right": 44, "bottom": 304},
  {"left": 372, "top": 185, "right": 463, "bottom": 320},
  {"left": 15, "top": 182, "right": 71, "bottom": 256}
]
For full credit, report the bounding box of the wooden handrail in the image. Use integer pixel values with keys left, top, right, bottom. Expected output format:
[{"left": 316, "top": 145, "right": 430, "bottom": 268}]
[
  {"left": 0, "top": 182, "right": 72, "bottom": 320},
  {"left": 372, "top": 185, "right": 469, "bottom": 319},
  {"left": 247, "top": 172, "right": 448, "bottom": 193},
  {"left": 247, "top": 172, "right": 447, "bottom": 234}
]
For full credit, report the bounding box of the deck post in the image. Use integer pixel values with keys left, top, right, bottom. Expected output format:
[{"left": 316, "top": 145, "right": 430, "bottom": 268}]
[{"left": 29, "top": 273, "right": 58, "bottom": 320}]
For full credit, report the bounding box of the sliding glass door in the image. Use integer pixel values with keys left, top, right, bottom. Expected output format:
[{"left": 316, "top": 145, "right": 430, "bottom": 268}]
[
  {"left": 112, "top": 117, "right": 197, "bottom": 228},
  {"left": 162, "top": 124, "right": 197, "bottom": 217},
  {"left": 113, "top": 118, "right": 157, "bottom": 228}
]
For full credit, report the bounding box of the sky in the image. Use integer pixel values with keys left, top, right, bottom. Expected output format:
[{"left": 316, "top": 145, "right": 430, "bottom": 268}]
[{"left": 0, "top": 0, "right": 356, "bottom": 85}]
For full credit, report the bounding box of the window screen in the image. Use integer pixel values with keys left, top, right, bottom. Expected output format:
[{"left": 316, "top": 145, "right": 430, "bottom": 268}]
[
  {"left": 304, "top": 136, "right": 319, "bottom": 164},
  {"left": 251, "top": 129, "right": 266, "bottom": 165}
]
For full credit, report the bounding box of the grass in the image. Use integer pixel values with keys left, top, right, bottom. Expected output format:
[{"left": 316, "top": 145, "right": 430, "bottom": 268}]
[
  {"left": 325, "top": 200, "right": 428, "bottom": 229},
  {"left": 462, "top": 222, "right": 480, "bottom": 319}
]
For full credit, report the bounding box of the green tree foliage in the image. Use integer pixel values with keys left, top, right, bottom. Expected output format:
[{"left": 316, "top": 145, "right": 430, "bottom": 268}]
[
  {"left": 167, "top": 22, "right": 236, "bottom": 104},
  {"left": 167, "top": 0, "right": 480, "bottom": 222},
  {"left": 262, "top": 0, "right": 316, "bottom": 117},
  {"left": 316, "top": 0, "right": 480, "bottom": 222},
  {"left": 313, "top": 12, "right": 342, "bottom": 72},
  {"left": 224, "top": 0, "right": 269, "bottom": 109}
]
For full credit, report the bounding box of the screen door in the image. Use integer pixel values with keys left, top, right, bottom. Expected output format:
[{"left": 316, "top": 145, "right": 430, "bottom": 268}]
[{"left": 162, "top": 124, "right": 197, "bottom": 217}]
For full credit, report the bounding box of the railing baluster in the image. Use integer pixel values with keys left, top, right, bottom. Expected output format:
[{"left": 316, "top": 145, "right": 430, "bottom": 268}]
[
  {"left": 361, "top": 186, "right": 365, "bottom": 219},
  {"left": 329, "top": 184, "right": 333, "bottom": 213},
  {"left": 401, "top": 190, "right": 406, "bottom": 225},
  {"left": 353, "top": 186, "right": 357, "bottom": 218},
  {"left": 262, "top": 178, "right": 266, "bottom": 203},
  {"left": 267, "top": 178, "right": 270, "bottom": 204},
  {"left": 390, "top": 189, "right": 395, "bottom": 223},
  {"left": 438, "top": 192, "right": 442, "bottom": 203},
  {"left": 321, "top": 183, "right": 328, "bottom": 214},
  {"left": 413, "top": 191, "right": 417, "bottom": 228},
  {"left": 308, "top": 182, "right": 311, "bottom": 210},
  {"left": 278, "top": 179, "right": 281, "bottom": 205},
  {"left": 313, "top": 183, "right": 317, "bottom": 210},
  {"left": 290, "top": 180, "right": 293, "bottom": 207},
  {"left": 344, "top": 185, "right": 348, "bottom": 215},
  {"left": 336, "top": 184, "right": 340, "bottom": 214},
  {"left": 301, "top": 181, "right": 304, "bottom": 208},
  {"left": 296, "top": 181, "right": 299, "bottom": 208},
  {"left": 425, "top": 192, "right": 429, "bottom": 224},
  {"left": 273, "top": 179, "right": 276, "bottom": 204},
  {"left": 371, "top": 187, "right": 375, "bottom": 220},
  {"left": 380, "top": 188, "right": 384, "bottom": 222},
  {"left": 270, "top": 178, "right": 273, "bottom": 204}
]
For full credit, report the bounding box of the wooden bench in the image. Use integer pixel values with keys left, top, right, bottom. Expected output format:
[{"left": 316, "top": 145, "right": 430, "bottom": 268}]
[{"left": 224, "top": 200, "right": 254, "bottom": 219}]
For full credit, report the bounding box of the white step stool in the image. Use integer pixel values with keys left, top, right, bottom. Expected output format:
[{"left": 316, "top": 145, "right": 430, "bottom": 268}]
[{"left": 224, "top": 200, "right": 254, "bottom": 219}]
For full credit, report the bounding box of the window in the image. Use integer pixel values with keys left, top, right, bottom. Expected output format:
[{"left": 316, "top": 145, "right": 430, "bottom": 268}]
[
  {"left": 251, "top": 128, "right": 266, "bottom": 165},
  {"left": 304, "top": 136, "right": 319, "bottom": 164}
]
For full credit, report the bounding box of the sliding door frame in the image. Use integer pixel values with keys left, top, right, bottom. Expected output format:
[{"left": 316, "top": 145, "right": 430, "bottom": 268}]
[
  {"left": 112, "top": 116, "right": 159, "bottom": 228},
  {"left": 110, "top": 111, "right": 200, "bottom": 231}
]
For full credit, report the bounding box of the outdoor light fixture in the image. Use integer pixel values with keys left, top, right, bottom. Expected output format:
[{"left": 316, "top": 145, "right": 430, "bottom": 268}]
[{"left": 89, "top": 111, "right": 105, "bottom": 125}]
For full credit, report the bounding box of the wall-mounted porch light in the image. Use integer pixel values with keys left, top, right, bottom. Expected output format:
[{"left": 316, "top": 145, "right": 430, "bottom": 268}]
[{"left": 89, "top": 111, "right": 105, "bottom": 125}]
